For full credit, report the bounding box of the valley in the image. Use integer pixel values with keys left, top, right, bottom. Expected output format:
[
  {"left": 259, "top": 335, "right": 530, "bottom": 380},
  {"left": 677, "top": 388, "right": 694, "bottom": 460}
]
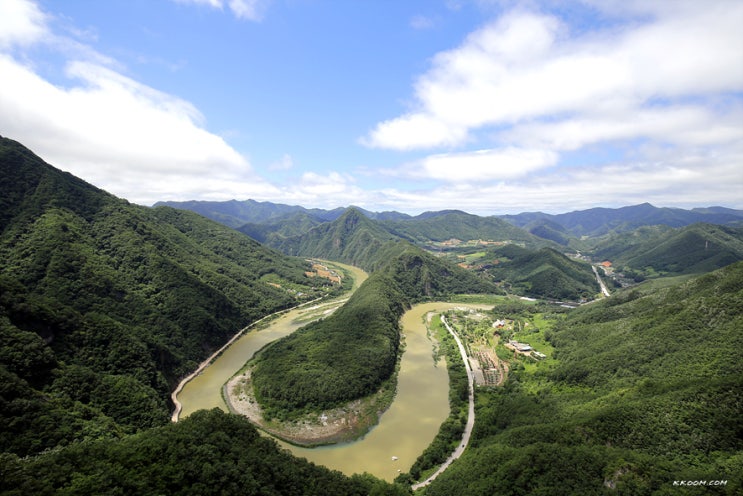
[{"left": 2, "top": 137, "right": 741, "bottom": 494}]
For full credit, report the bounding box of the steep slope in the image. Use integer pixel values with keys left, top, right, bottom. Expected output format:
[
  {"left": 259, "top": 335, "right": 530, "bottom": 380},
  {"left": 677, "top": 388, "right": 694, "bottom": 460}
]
[
  {"left": 592, "top": 223, "right": 743, "bottom": 276},
  {"left": 425, "top": 262, "right": 743, "bottom": 494},
  {"left": 275, "top": 207, "right": 400, "bottom": 269},
  {"left": 523, "top": 218, "right": 574, "bottom": 246},
  {"left": 237, "top": 212, "right": 323, "bottom": 244},
  {"left": 481, "top": 245, "right": 599, "bottom": 300},
  {"left": 375, "top": 241, "right": 499, "bottom": 298},
  {"left": 0, "top": 136, "right": 331, "bottom": 456}
]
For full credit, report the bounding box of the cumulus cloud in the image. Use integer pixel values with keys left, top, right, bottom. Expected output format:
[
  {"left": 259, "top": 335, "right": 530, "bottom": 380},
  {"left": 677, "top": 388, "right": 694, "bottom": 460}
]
[
  {"left": 266, "top": 171, "right": 372, "bottom": 210},
  {"left": 0, "top": 0, "right": 268, "bottom": 205},
  {"left": 366, "top": 4, "right": 743, "bottom": 151},
  {"left": 419, "top": 147, "right": 558, "bottom": 182},
  {"left": 359, "top": 0, "right": 743, "bottom": 212},
  {"left": 0, "top": 0, "right": 46, "bottom": 46}
]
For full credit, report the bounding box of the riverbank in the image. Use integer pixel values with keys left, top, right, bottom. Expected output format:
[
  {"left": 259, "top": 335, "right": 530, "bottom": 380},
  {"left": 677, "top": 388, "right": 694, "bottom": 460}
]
[
  {"left": 170, "top": 297, "right": 324, "bottom": 422},
  {"left": 224, "top": 366, "right": 397, "bottom": 446},
  {"left": 412, "top": 314, "right": 476, "bottom": 490}
]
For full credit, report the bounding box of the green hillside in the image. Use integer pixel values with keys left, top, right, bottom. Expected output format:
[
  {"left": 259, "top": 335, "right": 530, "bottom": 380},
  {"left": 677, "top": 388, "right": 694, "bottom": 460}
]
[
  {"left": 424, "top": 262, "right": 743, "bottom": 494},
  {"left": 237, "top": 212, "right": 323, "bottom": 245},
  {"left": 382, "top": 210, "right": 550, "bottom": 248},
  {"left": 252, "top": 272, "right": 407, "bottom": 417},
  {"left": 482, "top": 245, "right": 599, "bottom": 300},
  {"left": 2, "top": 408, "right": 408, "bottom": 495},
  {"left": 523, "top": 218, "right": 575, "bottom": 246},
  {"left": 591, "top": 223, "right": 743, "bottom": 277},
  {"left": 275, "top": 208, "right": 400, "bottom": 269},
  {"left": 0, "top": 137, "right": 336, "bottom": 456}
]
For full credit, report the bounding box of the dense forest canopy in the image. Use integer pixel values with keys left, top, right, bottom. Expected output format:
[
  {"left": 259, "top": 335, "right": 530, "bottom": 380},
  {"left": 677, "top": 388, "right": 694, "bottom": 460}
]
[
  {"left": 0, "top": 137, "right": 337, "bottom": 456},
  {"left": 2, "top": 135, "right": 742, "bottom": 494},
  {"left": 422, "top": 262, "right": 743, "bottom": 495}
]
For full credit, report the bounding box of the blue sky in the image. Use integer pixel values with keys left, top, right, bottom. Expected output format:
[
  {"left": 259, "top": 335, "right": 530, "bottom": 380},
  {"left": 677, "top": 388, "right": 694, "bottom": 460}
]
[{"left": 1, "top": 0, "right": 742, "bottom": 214}]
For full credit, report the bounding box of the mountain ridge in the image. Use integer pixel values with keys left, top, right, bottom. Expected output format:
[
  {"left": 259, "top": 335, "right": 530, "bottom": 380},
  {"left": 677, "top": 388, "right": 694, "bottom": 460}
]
[{"left": 154, "top": 198, "right": 743, "bottom": 240}]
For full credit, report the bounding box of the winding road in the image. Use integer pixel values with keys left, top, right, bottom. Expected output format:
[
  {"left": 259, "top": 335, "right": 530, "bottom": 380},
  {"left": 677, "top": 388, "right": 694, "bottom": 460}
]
[{"left": 412, "top": 314, "right": 475, "bottom": 490}]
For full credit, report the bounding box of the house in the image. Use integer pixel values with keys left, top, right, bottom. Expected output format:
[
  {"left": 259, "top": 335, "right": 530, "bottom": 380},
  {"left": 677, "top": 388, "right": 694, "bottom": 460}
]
[{"left": 507, "top": 340, "right": 532, "bottom": 352}]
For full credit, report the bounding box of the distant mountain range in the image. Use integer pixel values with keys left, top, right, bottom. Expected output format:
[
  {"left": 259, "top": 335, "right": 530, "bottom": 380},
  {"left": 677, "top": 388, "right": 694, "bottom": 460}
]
[
  {"left": 156, "top": 199, "right": 743, "bottom": 238},
  {"left": 158, "top": 198, "right": 743, "bottom": 286}
]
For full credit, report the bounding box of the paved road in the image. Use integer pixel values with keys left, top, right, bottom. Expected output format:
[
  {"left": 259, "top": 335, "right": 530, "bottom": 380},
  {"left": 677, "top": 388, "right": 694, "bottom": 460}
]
[
  {"left": 592, "top": 265, "right": 611, "bottom": 297},
  {"left": 412, "top": 315, "right": 474, "bottom": 490}
]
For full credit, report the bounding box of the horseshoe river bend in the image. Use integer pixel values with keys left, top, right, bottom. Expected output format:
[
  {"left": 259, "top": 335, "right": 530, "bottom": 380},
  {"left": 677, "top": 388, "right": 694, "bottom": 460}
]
[{"left": 174, "top": 263, "right": 486, "bottom": 482}]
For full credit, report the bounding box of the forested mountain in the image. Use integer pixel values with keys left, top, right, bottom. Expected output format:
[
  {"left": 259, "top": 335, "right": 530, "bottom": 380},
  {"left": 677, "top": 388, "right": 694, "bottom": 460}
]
[
  {"left": 155, "top": 199, "right": 410, "bottom": 228},
  {"left": 590, "top": 223, "right": 743, "bottom": 277},
  {"left": 520, "top": 218, "right": 574, "bottom": 246},
  {"left": 237, "top": 212, "right": 325, "bottom": 244},
  {"left": 425, "top": 261, "right": 743, "bottom": 494},
  {"left": 380, "top": 210, "right": 552, "bottom": 248},
  {"left": 159, "top": 198, "right": 743, "bottom": 245},
  {"left": 273, "top": 208, "right": 400, "bottom": 268},
  {"left": 481, "top": 245, "right": 599, "bottom": 300},
  {"left": 0, "top": 136, "right": 338, "bottom": 457},
  {"left": 501, "top": 202, "right": 743, "bottom": 237}
]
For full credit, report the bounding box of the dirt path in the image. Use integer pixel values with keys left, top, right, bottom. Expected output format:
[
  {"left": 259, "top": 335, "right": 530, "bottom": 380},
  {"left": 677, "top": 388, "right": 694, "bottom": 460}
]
[{"left": 412, "top": 314, "right": 475, "bottom": 490}]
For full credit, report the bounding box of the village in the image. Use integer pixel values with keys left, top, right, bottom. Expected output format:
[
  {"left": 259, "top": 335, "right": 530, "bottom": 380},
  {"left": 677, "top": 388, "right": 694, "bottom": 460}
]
[
  {"left": 304, "top": 261, "right": 342, "bottom": 284},
  {"left": 445, "top": 307, "right": 551, "bottom": 388}
]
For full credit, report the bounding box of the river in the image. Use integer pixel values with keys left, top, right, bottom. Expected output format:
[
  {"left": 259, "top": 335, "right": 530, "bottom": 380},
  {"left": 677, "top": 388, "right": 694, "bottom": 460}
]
[
  {"left": 175, "top": 265, "right": 487, "bottom": 482},
  {"left": 175, "top": 263, "right": 367, "bottom": 419}
]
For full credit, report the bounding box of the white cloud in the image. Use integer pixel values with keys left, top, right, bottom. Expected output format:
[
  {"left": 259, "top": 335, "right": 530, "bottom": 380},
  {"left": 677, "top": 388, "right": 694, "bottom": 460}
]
[
  {"left": 173, "top": 0, "right": 270, "bottom": 21},
  {"left": 228, "top": 0, "right": 270, "bottom": 21},
  {"left": 357, "top": 1, "right": 743, "bottom": 213},
  {"left": 419, "top": 147, "right": 557, "bottom": 182},
  {"left": 0, "top": 0, "right": 47, "bottom": 47},
  {"left": 506, "top": 104, "right": 743, "bottom": 151},
  {"left": 263, "top": 171, "right": 371, "bottom": 210},
  {"left": 0, "top": 1, "right": 268, "bottom": 205},
  {"left": 364, "top": 3, "right": 743, "bottom": 151},
  {"left": 362, "top": 113, "right": 467, "bottom": 150},
  {"left": 366, "top": 148, "right": 743, "bottom": 215}
]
